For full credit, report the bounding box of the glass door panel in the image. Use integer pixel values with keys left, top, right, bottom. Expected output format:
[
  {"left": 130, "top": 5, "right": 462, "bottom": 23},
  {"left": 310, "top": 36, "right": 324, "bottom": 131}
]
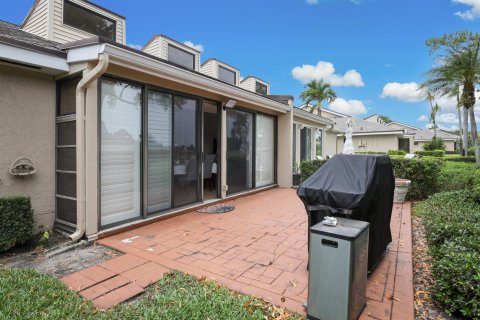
[
  {"left": 226, "top": 109, "right": 253, "bottom": 194},
  {"left": 147, "top": 91, "right": 172, "bottom": 213},
  {"left": 173, "top": 97, "right": 199, "bottom": 207},
  {"left": 256, "top": 114, "right": 275, "bottom": 187},
  {"left": 100, "top": 79, "right": 142, "bottom": 226}
]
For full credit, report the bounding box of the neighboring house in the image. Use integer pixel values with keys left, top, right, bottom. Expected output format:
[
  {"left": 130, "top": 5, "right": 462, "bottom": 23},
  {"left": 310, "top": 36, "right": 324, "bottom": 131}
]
[
  {"left": 0, "top": 0, "right": 294, "bottom": 239},
  {"left": 383, "top": 121, "right": 459, "bottom": 152},
  {"left": 291, "top": 108, "right": 335, "bottom": 171},
  {"left": 299, "top": 106, "right": 414, "bottom": 154}
]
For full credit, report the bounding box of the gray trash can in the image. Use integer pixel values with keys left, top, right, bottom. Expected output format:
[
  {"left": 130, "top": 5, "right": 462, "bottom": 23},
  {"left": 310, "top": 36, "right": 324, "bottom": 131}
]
[{"left": 307, "top": 217, "right": 369, "bottom": 320}]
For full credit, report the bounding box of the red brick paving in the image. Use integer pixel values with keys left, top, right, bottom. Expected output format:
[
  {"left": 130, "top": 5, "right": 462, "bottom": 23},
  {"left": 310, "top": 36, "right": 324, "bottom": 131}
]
[{"left": 61, "top": 188, "right": 413, "bottom": 319}]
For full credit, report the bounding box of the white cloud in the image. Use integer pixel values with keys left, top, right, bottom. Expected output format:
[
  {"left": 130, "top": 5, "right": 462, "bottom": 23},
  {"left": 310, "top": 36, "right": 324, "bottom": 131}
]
[
  {"left": 452, "top": 0, "right": 480, "bottom": 20},
  {"left": 127, "top": 43, "right": 143, "bottom": 50},
  {"left": 306, "top": 0, "right": 319, "bottom": 4},
  {"left": 381, "top": 82, "right": 425, "bottom": 102},
  {"left": 437, "top": 113, "right": 459, "bottom": 123},
  {"left": 417, "top": 115, "right": 428, "bottom": 122},
  {"left": 291, "top": 61, "right": 364, "bottom": 87},
  {"left": 183, "top": 41, "right": 204, "bottom": 53},
  {"left": 328, "top": 98, "right": 367, "bottom": 116}
]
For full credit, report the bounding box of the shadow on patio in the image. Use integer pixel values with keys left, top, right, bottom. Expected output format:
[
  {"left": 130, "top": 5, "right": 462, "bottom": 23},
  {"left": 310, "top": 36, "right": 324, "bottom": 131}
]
[{"left": 63, "top": 188, "right": 414, "bottom": 319}]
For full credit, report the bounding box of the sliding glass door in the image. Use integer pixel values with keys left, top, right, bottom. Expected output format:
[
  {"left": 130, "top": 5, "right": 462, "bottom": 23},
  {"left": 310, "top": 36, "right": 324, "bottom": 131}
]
[
  {"left": 100, "top": 79, "right": 142, "bottom": 226},
  {"left": 147, "top": 91, "right": 172, "bottom": 213},
  {"left": 226, "top": 109, "right": 253, "bottom": 194},
  {"left": 255, "top": 114, "right": 275, "bottom": 187},
  {"left": 173, "top": 97, "right": 199, "bottom": 207}
]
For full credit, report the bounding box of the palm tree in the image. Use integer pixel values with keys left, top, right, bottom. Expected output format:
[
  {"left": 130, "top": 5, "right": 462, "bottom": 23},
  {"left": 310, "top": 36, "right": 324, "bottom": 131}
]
[
  {"left": 421, "top": 31, "right": 480, "bottom": 164},
  {"left": 299, "top": 80, "right": 336, "bottom": 117}
]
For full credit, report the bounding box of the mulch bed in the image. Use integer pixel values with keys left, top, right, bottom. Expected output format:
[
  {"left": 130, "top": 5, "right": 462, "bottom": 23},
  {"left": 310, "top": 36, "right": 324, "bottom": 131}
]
[{"left": 412, "top": 216, "right": 460, "bottom": 320}]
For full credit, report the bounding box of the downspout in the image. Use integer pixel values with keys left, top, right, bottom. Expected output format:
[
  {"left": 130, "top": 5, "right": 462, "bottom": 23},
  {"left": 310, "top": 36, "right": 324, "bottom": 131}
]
[{"left": 70, "top": 53, "right": 109, "bottom": 241}]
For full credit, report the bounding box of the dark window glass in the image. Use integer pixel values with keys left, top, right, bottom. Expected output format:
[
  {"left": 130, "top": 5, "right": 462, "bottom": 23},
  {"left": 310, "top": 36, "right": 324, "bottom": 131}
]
[
  {"left": 173, "top": 97, "right": 199, "bottom": 206},
  {"left": 58, "top": 121, "right": 76, "bottom": 146},
  {"left": 57, "top": 172, "right": 77, "bottom": 198},
  {"left": 168, "top": 45, "right": 195, "bottom": 70},
  {"left": 63, "top": 0, "right": 116, "bottom": 41},
  {"left": 56, "top": 197, "right": 77, "bottom": 224},
  {"left": 218, "top": 66, "right": 236, "bottom": 85},
  {"left": 58, "top": 78, "right": 79, "bottom": 116},
  {"left": 57, "top": 147, "right": 76, "bottom": 171},
  {"left": 255, "top": 81, "right": 268, "bottom": 95}
]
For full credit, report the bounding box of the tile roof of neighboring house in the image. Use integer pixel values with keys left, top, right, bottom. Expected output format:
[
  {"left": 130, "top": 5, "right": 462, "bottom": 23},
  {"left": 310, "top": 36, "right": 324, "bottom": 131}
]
[
  {"left": 413, "top": 129, "right": 459, "bottom": 141},
  {"left": 0, "top": 20, "right": 65, "bottom": 57},
  {"left": 333, "top": 117, "right": 405, "bottom": 134}
]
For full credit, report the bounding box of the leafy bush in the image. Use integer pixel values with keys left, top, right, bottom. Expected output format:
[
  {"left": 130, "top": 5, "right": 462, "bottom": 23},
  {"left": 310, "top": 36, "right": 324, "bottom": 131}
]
[
  {"left": 437, "top": 161, "right": 480, "bottom": 193},
  {"left": 445, "top": 150, "right": 460, "bottom": 155},
  {"left": 415, "top": 191, "right": 480, "bottom": 318},
  {"left": 354, "top": 151, "right": 387, "bottom": 155},
  {"left": 300, "top": 159, "right": 328, "bottom": 182},
  {"left": 388, "top": 149, "right": 407, "bottom": 156},
  {"left": 0, "top": 196, "right": 34, "bottom": 251},
  {"left": 415, "top": 149, "right": 445, "bottom": 157},
  {"left": 423, "top": 137, "right": 446, "bottom": 151},
  {"left": 468, "top": 147, "right": 475, "bottom": 156},
  {"left": 390, "top": 158, "right": 442, "bottom": 200}
]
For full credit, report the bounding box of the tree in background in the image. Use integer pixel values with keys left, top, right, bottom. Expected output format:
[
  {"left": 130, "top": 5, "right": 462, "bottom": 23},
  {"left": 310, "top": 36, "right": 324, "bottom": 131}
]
[
  {"left": 299, "top": 80, "right": 336, "bottom": 117},
  {"left": 426, "top": 92, "right": 441, "bottom": 140},
  {"left": 378, "top": 115, "right": 392, "bottom": 123},
  {"left": 422, "top": 31, "right": 480, "bottom": 165}
]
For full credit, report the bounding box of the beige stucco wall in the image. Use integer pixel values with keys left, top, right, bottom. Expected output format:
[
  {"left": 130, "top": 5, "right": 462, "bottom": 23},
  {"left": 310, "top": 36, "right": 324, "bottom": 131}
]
[
  {"left": 0, "top": 65, "right": 56, "bottom": 231},
  {"left": 277, "top": 111, "right": 293, "bottom": 187},
  {"left": 336, "top": 134, "right": 400, "bottom": 153},
  {"left": 324, "top": 131, "right": 338, "bottom": 156}
]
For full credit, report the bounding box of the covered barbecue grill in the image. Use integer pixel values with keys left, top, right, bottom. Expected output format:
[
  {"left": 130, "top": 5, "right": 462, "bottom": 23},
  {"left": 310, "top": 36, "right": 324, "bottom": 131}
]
[{"left": 297, "top": 154, "right": 395, "bottom": 272}]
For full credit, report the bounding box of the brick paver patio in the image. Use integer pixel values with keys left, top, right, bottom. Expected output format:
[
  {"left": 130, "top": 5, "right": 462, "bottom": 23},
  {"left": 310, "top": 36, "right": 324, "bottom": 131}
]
[{"left": 61, "top": 188, "right": 414, "bottom": 319}]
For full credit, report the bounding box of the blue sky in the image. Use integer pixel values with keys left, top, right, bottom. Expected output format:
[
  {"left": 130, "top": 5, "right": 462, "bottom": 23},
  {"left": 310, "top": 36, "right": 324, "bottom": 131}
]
[{"left": 3, "top": 0, "right": 480, "bottom": 129}]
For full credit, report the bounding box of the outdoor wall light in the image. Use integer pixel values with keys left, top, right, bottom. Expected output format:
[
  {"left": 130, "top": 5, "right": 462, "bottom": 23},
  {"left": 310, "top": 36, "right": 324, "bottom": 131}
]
[{"left": 222, "top": 99, "right": 237, "bottom": 110}]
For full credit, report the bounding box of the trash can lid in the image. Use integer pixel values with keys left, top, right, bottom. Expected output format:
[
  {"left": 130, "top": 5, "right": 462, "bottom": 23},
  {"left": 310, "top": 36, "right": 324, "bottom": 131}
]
[{"left": 311, "top": 217, "right": 369, "bottom": 241}]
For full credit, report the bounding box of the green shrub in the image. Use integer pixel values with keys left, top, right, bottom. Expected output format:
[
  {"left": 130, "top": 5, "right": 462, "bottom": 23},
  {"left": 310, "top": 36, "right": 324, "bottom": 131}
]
[
  {"left": 391, "top": 158, "right": 442, "bottom": 200},
  {"left": 354, "top": 151, "right": 386, "bottom": 155},
  {"left": 468, "top": 147, "right": 475, "bottom": 156},
  {"left": 415, "top": 149, "right": 445, "bottom": 157},
  {"left": 300, "top": 159, "right": 328, "bottom": 182},
  {"left": 388, "top": 149, "right": 407, "bottom": 156},
  {"left": 0, "top": 196, "right": 34, "bottom": 251},
  {"left": 437, "top": 161, "right": 480, "bottom": 193},
  {"left": 415, "top": 191, "right": 480, "bottom": 318},
  {"left": 445, "top": 150, "right": 460, "bottom": 155},
  {"left": 424, "top": 137, "right": 446, "bottom": 151},
  {"left": 444, "top": 156, "right": 477, "bottom": 163}
]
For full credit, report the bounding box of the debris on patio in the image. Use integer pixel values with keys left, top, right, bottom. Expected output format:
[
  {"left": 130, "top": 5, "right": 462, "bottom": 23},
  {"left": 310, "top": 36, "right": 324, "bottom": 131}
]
[{"left": 196, "top": 203, "right": 236, "bottom": 214}]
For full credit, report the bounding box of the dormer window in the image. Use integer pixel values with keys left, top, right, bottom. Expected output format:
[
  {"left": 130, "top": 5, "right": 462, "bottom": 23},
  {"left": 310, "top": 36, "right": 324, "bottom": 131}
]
[
  {"left": 168, "top": 44, "right": 195, "bottom": 70},
  {"left": 218, "top": 66, "right": 236, "bottom": 85},
  {"left": 256, "top": 81, "right": 268, "bottom": 95},
  {"left": 63, "top": 0, "right": 116, "bottom": 41}
]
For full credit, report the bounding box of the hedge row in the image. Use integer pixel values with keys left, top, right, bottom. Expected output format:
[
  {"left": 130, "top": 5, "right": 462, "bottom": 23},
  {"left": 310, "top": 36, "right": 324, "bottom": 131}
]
[
  {"left": 415, "top": 191, "right": 480, "bottom": 318},
  {"left": 415, "top": 150, "right": 445, "bottom": 157},
  {"left": 299, "top": 156, "right": 442, "bottom": 200},
  {"left": 388, "top": 150, "right": 407, "bottom": 156},
  {"left": 437, "top": 161, "right": 480, "bottom": 195},
  {"left": 444, "top": 156, "right": 477, "bottom": 163},
  {"left": 0, "top": 196, "right": 34, "bottom": 252}
]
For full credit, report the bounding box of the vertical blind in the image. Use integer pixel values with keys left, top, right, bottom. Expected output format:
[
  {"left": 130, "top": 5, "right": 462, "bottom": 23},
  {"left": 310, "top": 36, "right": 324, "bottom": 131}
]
[
  {"left": 255, "top": 114, "right": 275, "bottom": 187},
  {"left": 100, "top": 79, "right": 142, "bottom": 226}
]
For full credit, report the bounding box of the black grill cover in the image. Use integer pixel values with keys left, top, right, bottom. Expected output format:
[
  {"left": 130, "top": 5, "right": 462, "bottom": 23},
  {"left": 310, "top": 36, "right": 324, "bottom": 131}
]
[{"left": 297, "top": 154, "right": 395, "bottom": 272}]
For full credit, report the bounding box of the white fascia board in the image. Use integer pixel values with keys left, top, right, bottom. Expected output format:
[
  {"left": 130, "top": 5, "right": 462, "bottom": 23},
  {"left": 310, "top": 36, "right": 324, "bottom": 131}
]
[
  {"left": 67, "top": 44, "right": 291, "bottom": 113},
  {"left": 415, "top": 138, "right": 458, "bottom": 142},
  {"left": 0, "top": 42, "right": 68, "bottom": 73},
  {"left": 293, "top": 109, "right": 334, "bottom": 126}
]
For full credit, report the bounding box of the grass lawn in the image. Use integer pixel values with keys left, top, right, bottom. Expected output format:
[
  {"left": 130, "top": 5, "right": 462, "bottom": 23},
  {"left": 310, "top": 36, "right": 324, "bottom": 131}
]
[{"left": 0, "top": 268, "right": 302, "bottom": 320}]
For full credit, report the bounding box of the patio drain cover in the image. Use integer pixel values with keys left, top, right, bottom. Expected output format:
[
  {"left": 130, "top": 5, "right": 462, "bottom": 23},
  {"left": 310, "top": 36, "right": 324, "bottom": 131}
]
[{"left": 197, "top": 204, "right": 235, "bottom": 214}]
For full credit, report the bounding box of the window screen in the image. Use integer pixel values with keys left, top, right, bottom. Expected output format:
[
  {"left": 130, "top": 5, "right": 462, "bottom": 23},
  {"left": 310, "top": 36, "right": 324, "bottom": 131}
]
[
  {"left": 255, "top": 81, "right": 268, "bottom": 94},
  {"left": 218, "top": 66, "right": 236, "bottom": 85},
  {"left": 168, "top": 45, "right": 195, "bottom": 70},
  {"left": 63, "top": 0, "right": 116, "bottom": 41}
]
